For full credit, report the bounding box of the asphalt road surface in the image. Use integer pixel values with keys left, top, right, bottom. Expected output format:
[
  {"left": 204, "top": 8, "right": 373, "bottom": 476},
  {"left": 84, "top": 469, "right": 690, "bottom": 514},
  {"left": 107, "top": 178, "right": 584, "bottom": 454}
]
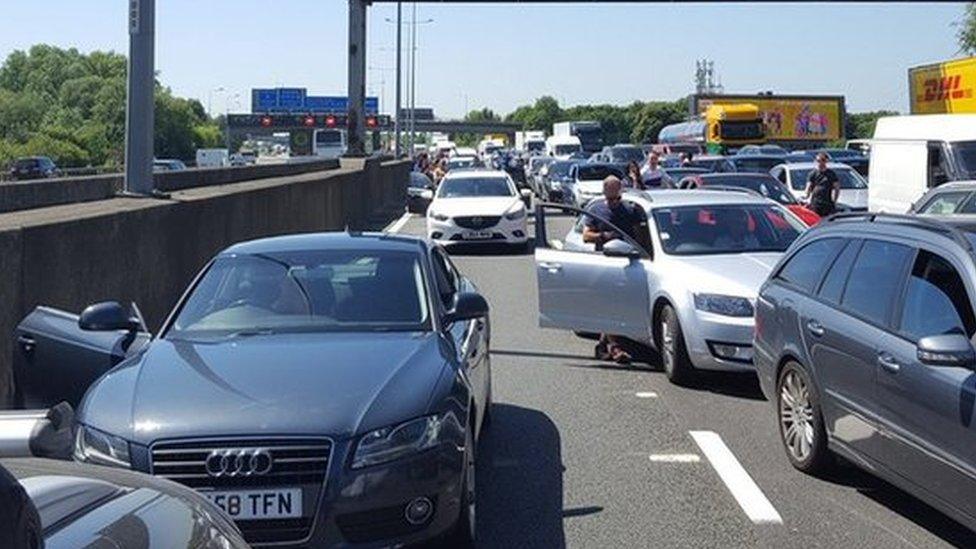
[{"left": 389, "top": 211, "right": 976, "bottom": 549}]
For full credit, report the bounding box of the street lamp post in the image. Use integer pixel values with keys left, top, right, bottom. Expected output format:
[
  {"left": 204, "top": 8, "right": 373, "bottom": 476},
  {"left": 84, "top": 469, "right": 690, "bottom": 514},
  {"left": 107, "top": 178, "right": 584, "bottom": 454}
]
[
  {"left": 385, "top": 9, "right": 432, "bottom": 157},
  {"left": 395, "top": 1, "right": 402, "bottom": 157}
]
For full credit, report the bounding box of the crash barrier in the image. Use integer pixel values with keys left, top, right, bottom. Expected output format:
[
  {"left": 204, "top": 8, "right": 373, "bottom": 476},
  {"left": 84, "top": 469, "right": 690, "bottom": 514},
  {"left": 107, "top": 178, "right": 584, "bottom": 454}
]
[
  {"left": 0, "top": 157, "right": 345, "bottom": 213},
  {"left": 0, "top": 157, "right": 409, "bottom": 406}
]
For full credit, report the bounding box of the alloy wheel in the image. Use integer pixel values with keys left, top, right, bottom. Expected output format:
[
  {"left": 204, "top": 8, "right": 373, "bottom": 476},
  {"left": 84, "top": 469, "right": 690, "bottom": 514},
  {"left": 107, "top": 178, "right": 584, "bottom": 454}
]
[{"left": 779, "top": 370, "right": 815, "bottom": 462}]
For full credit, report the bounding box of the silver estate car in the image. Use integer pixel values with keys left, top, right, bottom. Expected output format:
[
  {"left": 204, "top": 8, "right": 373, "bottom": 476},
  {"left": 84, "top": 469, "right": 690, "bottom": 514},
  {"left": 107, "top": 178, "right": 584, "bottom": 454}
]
[{"left": 535, "top": 190, "right": 806, "bottom": 384}]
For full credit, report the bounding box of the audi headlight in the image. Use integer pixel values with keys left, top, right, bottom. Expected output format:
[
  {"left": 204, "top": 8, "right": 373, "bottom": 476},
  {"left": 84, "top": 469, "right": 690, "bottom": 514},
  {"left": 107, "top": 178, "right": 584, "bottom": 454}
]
[
  {"left": 74, "top": 424, "right": 131, "bottom": 468},
  {"left": 430, "top": 211, "right": 449, "bottom": 222},
  {"left": 693, "top": 294, "right": 754, "bottom": 318},
  {"left": 505, "top": 206, "right": 526, "bottom": 220},
  {"left": 351, "top": 415, "right": 444, "bottom": 469}
]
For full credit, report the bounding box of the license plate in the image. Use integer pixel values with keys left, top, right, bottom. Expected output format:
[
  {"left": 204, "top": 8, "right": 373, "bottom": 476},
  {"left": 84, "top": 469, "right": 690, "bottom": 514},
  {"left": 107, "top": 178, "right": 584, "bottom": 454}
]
[
  {"left": 461, "top": 230, "right": 492, "bottom": 240},
  {"left": 204, "top": 488, "right": 302, "bottom": 520}
]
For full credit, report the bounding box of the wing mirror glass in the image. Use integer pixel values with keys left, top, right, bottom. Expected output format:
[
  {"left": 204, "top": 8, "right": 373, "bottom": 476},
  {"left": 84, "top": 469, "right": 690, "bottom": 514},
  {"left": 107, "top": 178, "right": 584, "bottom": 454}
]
[
  {"left": 444, "top": 292, "right": 489, "bottom": 325},
  {"left": 79, "top": 301, "right": 142, "bottom": 332},
  {"left": 602, "top": 239, "right": 641, "bottom": 259},
  {"left": 916, "top": 333, "right": 976, "bottom": 368}
]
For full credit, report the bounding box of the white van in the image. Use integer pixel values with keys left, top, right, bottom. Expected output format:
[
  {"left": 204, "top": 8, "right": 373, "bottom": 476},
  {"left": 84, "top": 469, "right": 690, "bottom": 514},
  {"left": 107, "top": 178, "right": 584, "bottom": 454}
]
[
  {"left": 313, "top": 129, "right": 347, "bottom": 159},
  {"left": 433, "top": 140, "right": 456, "bottom": 157},
  {"left": 868, "top": 114, "right": 976, "bottom": 212},
  {"left": 545, "top": 135, "right": 582, "bottom": 159},
  {"left": 195, "top": 148, "right": 229, "bottom": 168}
]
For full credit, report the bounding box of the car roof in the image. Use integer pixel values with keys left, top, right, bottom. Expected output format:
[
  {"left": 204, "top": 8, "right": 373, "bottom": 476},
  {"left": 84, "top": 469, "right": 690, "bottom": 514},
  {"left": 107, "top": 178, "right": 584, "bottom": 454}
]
[
  {"left": 730, "top": 154, "right": 786, "bottom": 161},
  {"left": 697, "top": 172, "right": 778, "bottom": 181},
  {"left": 442, "top": 168, "right": 509, "bottom": 180},
  {"left": 221, "top": 231, "right": 426, "bottom": 256},
  {"left": 623, "top": 189, "right": 773, "bottom": 210},
  {"left": 923, "top": 181, "right": 976, "bottom": 191},
  {"left": 781, "top": 162, "right": 854, "bottom": 170},
  {"left": 806, "top": 214, "right": 976, "bottom": 254}
]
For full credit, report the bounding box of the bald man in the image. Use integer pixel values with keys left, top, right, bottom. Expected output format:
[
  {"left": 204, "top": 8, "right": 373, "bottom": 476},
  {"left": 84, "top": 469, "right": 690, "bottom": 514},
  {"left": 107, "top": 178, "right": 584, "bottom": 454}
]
[{"left": 582, "top": 176, "right": 650, "bottom": 364}]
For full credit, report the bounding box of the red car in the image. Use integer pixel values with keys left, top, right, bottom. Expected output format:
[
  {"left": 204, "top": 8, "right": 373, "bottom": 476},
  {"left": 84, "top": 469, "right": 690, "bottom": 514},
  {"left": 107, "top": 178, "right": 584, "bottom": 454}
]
[{"left": 678, "top": 173, "right": 821, "bottom": 226}]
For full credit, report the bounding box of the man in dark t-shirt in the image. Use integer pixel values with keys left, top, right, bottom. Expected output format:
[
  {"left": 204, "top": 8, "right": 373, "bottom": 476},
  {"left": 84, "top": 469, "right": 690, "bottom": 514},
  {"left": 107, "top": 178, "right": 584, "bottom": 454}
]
[
  {"left": 804, "top": 153, "right": 840, "bottom": 217},
  {"left": 581, "top": 176, "right": 650, "bottom": 364}
]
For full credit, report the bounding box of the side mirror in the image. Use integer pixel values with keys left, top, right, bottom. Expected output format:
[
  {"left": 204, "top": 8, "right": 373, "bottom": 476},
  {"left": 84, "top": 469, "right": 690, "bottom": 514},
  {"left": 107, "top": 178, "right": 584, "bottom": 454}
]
[
  {"left": 444, "top": 292, "right": 489, "bottom": 325},
  {"left": 420, "top": 189, "right": 434, "bottom": 200},
  {"left": 917, "top": 333, "right": 976, "bottom": 368},
  {"left": 79, "top": 301, "right": 141, "bottom": 332},
  {"left": 603, "top": 239, "right": 641, "bottom": 259},
  {"left": 520, "top": 188, "right": 532, "bottom": 206}
]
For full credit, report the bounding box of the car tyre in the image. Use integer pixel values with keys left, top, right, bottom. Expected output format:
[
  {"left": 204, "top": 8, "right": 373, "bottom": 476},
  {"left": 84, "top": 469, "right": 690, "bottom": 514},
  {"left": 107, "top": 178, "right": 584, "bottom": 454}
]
[
  {"left": 660, "top": 305, "right": 695, "bottom": 386},
  {"left": 777, "top": 361, "right": 831, "bottom": 474},
  {"left": 446, "top": 423, "right": 476, "bottom": 547}
]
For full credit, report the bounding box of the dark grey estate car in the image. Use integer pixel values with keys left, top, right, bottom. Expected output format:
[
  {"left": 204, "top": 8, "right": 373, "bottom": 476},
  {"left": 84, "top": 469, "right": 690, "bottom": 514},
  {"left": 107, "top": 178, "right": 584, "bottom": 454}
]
[
  {"left": 754, "top": 213, "right": 976, "bottom": 532},
  {"left": 15, "top": 232, "right": 492, "bottom": 547}
]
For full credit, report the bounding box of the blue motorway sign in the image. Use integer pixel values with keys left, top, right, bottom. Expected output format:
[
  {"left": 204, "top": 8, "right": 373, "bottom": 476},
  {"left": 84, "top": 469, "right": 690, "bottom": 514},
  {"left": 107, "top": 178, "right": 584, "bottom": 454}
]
[{"left": 252, "top": 88, "right": 378, "bottom": 114}]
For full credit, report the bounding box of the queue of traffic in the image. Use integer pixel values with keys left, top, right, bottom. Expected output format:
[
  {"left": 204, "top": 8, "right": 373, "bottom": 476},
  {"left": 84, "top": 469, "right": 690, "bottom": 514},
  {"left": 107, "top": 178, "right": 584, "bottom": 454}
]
[
  {"left": 3, "top": 114, "right": 976, "bottom": 548},
  {"left": 405, "top": 112, "right": 976, "bottom": 537}
]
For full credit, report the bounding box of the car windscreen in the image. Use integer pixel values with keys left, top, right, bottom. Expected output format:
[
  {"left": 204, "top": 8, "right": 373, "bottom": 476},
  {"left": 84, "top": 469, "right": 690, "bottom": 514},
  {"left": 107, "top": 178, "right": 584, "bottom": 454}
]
[
  {"left": 13, "top": 159, "right": 38, "bottom": 169},
  {"left": 449, "top": 159, "right": 474, "bottom": 168},
  {"left": 315, "top": 130, "right": 342, "bottom": 145},
  {"left": 437, "top": 177, "right": 514, "bottom": 198},
  {"left": 652, "top": 204, "right": 803, "bottom": 255},
  {"left": 950, "top": 141, "right": 976, "bottom": 179},
  {"left": 409, "top": 173, "right": 431, "bottom": 188},
  {"left": 168, "top": 250, "right": 430, "bottom": 339},
  {"left": 702, "top": 176, "right": 798, "bottom": 205},
  {"left": 789, "top": 168, "right": 867, "bottom": 191},
  {"left": 732, "top": 157, "right": 782, "bottom": 173},
  {"left": 576, "top": 165, "right": 623, "bottom": 181},
  {"left": 609, "top": 147, "right": 644, "bottom": 163},
  {"left": 527, "top": 141, "right": 545, "bottom": 152},
  {"left": 548, "top": 161, "right": 575, "bottom": 178}
]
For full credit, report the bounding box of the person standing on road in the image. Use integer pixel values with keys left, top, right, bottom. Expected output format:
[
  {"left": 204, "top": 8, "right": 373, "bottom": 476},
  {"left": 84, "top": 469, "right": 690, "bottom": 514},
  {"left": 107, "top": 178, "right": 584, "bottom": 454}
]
[
  {"left": 804, "top": 152, "right": 840, "bottom": 217},
  {"left": 625, "top": 161, "right": 644, "bottom": 189},
  {"left": 582, "top": 176, "right": 651, "bottom": 364},
  {"left": 640, "top": 151, "right": 675, "bottom": 189}
]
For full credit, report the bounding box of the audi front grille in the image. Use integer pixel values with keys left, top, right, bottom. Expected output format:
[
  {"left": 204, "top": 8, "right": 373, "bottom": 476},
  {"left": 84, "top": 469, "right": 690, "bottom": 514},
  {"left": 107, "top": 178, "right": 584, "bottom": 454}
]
[
  {"left": 454, "top": 215, "right": 501, "bottom": 230},
  {"left": 151, "top": 437, "right": 332, "bottom": 545}
]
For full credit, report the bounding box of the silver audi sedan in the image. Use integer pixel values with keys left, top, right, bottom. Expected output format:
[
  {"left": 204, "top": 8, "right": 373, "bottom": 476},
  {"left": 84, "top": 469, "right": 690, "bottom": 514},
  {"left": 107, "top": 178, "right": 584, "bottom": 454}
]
[{"left": 537, "top": 190, "right": 806, "bottom": 385}]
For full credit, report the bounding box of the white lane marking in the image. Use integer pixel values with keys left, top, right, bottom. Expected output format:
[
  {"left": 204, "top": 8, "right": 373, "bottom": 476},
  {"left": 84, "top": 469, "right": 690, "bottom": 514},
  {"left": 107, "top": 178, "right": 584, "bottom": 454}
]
[
  {"left": 649, "top": 454, "right": 700, "bottom": 463},
  {"left": 384, "top": 212, "right": 413, "bottom": 234},
  {"left": 635, "top": 391, "right": 658, "bottom": 398},
  {"left": 690, "top": 430, "right": 783, "bottom": 525}
]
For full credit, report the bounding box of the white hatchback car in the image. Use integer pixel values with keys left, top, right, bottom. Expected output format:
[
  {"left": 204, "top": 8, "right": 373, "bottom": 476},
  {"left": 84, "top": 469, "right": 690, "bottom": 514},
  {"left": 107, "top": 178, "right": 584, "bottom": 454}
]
[
  {"left": 769, "top": 162, "right": 869, "bottom": 211},
  {"left": 536, "top": 190, "right": 806, "bottom": 384},
  {"left": 427, "top": 170, "right": 531, "bottom": 250}
]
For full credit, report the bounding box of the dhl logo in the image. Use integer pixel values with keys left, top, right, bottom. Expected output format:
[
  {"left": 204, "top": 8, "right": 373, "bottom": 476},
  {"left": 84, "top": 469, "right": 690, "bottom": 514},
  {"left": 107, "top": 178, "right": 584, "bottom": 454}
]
[{"left": 919, "top": 75, "right": 974, "bottom": 102}]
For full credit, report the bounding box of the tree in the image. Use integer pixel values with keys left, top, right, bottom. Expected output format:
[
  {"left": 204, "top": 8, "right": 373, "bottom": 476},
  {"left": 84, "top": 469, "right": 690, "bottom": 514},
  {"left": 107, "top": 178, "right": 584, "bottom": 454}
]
[
  {"left": 957, "top": 2, "right": 976, "bottom": 55},
  {"left": 845, "top": 110, "right": 899, "bottom": 140},
  {"left": 630, "top": 100, "right": 688, "bottom": 143},
  {"left": 0, "top": 45, "right": 215, "bottom": 168}
]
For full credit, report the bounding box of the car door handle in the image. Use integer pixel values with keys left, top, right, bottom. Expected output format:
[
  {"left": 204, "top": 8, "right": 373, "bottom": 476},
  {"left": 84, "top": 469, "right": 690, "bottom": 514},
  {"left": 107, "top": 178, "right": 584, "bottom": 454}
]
[
  {"left": 17, "top": 334, "right": 36, "bottom": 354},
  {"left": 806, "top": 320, "right": 825, "bottom": 337},
  {"left": 539, "top": 262, "right": 562, "bottom": 273},
  {"left": 878, "top": 353, "right": 900, "bottom": 373}
]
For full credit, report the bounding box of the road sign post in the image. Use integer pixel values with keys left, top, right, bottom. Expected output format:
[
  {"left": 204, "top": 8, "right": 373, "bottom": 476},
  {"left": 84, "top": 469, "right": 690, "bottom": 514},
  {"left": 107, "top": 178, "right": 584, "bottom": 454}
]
[
  {"left": 124, "top": 0, "right": 155, "bottom": 195},
  {"left": 347, "top": 0, "right": 368, "bottom": 157}
]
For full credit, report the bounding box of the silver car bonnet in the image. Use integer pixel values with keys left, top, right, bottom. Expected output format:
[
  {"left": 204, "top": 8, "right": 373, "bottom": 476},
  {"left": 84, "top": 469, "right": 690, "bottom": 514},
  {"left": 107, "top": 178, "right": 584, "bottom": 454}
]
[{"left": 662, "top": 252, "right": 782, "bottom": 298}]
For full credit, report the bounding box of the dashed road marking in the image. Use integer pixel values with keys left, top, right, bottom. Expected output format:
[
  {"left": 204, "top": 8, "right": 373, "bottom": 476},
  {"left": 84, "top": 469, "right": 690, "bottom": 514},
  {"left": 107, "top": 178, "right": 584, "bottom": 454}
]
[
  {"left": 649, "top": 453, "right": 701, "bottom": 463},
  {"left": 384, "top": 212, "right": 413, "bottom": 234},
  {"left": 635, "top": 391, "right": 658, "bottom": 398},
  {"left": 690, "top": 430, "right": 783, "bottom": 525}
]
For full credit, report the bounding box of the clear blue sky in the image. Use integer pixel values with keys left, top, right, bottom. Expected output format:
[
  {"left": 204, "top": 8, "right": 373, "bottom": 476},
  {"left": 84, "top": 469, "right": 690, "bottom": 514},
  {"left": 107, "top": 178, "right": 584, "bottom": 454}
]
[{"left": 0, "top": 2, "right": 968, "bottom": 117}]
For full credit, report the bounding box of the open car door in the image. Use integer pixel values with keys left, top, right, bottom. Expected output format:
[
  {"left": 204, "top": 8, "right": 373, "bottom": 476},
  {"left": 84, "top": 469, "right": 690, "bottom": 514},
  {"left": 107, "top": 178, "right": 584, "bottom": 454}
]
[
  {"left": 14, "top": 303, "right": 150, "bottom": 409},
  {"left": 533, "top": 202, "right": 652, "bottom": 342}
]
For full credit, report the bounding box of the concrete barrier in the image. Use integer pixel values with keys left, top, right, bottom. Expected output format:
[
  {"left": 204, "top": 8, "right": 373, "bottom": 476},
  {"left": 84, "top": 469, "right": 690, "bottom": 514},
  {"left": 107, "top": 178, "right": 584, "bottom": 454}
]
[
  {"left": 0, "top": 157, "right": 345, "bottom": 213},
  {"left": 0, "top": 158, "right": 408, "bottom": 406}
]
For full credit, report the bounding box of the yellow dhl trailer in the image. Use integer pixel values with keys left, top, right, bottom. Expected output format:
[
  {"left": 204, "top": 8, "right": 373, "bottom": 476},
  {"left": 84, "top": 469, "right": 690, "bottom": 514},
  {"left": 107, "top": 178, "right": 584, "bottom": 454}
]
[{"left": 909, "top": 56, "right": 976, "bottom": 114}]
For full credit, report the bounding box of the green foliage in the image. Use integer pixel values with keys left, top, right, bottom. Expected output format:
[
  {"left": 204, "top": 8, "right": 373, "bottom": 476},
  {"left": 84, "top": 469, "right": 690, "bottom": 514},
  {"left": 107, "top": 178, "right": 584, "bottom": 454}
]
[
  {"left": 957, "top": 2, "right": 976, "bottom": 55},
  {"left": 0, "top": 45, "right": 214, "bottom": 169},
  {"left": 845, "top": 110, "right": 899, "bottom": 140}
]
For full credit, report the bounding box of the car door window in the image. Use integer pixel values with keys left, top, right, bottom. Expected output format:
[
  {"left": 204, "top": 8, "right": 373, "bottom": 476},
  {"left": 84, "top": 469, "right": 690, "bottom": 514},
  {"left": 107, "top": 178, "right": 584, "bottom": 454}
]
[
  {"left": 898, "top": 250, "right": 976, "bottom": 341},
  {"left": 840, "top": 240, "right": 913, "bottom": 326},
  {"left": 817, "top": 239, "right": 861, "bottom": 304},
  {"left": 917, "top": 191, "right": 972, "bottom": 214},
  {"left": 430, "top": 249, "right": 458, "bottom": 308},
  {"left": 776, "top": 238, "right": 845, "bottom": 293}
]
